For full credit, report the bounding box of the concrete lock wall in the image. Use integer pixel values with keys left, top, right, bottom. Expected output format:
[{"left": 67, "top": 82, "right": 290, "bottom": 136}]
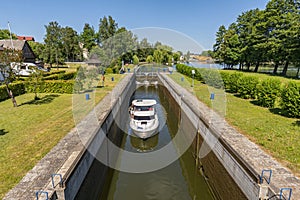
[
  {"left": 158, "top": 73, "right": 260, "bottom": 199},
  {"left": 63, "top": 75, "right": 136, "bottom": 199},
  {"left": 66, "top": 72, "right": 259, "bottom": 199}
]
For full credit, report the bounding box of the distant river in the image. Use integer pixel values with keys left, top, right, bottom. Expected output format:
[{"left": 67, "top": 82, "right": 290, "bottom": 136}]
[{"left": 187, "top": 62, "right": 223, "bottom": 69}]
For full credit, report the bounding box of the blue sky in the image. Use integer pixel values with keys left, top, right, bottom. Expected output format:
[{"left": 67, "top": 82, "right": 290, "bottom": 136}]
[{"left": 1, "top": 0, "right": 269, "bottom": 52}]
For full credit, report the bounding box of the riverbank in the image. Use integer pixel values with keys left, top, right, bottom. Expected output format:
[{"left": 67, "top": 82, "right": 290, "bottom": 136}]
[
  {"left": 169, "top": 72, "right": 300, "bottom": 176},
  {"left": 0, "top": 74, "right": 124, "bottom": 199}
]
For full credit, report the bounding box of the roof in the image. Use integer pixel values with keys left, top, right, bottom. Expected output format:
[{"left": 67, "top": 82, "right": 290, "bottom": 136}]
[
  {"left": 86, "top": 54, "right": 101, "bottom": 64},
  {"left": 17, "top": 36, "right": 35, "bottom": 41},
  {"left": 132, "top": 99, "right": 157, "bottom": 107},
  {"left": 0, "top": 40, "right": 26, "bottom": 51}
]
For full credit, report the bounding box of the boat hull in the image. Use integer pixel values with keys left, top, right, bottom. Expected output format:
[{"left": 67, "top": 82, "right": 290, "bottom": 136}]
[{"left": 130, "top": 116, "right": 159, "bottom": 139}]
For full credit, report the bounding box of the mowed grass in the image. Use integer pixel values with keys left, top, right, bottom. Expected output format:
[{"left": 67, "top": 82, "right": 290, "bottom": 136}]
[
  {"left": 170, "top": 72, "right": 300, "bottom": 176},
  {"left": 0, "top": 74, "right": 124, "bottom": 199}
]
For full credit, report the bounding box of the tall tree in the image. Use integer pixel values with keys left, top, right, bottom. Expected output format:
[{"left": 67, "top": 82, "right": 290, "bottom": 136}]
[
  {"left": 61, "top": 26, "right": 82, "bottom": 61},
  {"left": 98, "top": 16, "right": 118, "bottom": 45},
  {"left": 80, "top": 23, "right": 97, "bottom": 52},
  {"left": 43, "top": 21, "right": 63, "bottom": 67},
  {"left": 213, "top": 25, "right": 227, "bottom": 65},
  {"left": 28, "top": 41, "right": 45, "bottom": 61},
  {"left": 153, "top": 50, "right": 163, "bottom": 64}
]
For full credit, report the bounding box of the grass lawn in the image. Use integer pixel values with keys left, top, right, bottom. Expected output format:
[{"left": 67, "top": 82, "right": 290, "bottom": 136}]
[
  {"left": 170, "top": 72, "right": 300, "bottom": 176},
  {"left": 0, "top": 73, "right": 124, "bottom": 199}
]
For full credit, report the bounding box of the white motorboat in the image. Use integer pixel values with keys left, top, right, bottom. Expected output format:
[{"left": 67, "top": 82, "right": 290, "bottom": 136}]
[{"left": 129, "top": 99, "right": 159, "bottom": 139}]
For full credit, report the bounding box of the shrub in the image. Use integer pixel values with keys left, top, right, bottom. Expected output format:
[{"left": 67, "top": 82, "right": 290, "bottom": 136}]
[
  {"left": 42, "top": 70, "right": 66, "bottom": 77},
  {"left": 200, "top": 68, "right": 224, "bottom": 88},
  {"left": 220, "top": 71, "right": 231, "bottom": 89},
  {"left": 227, "top": 72, "right": 243, "bottom": 93},
  {"left": 105, "top": 68, "right": 113, "bottom": 74},
  {"left": 0, "top": 82, "right": 26, "bottom": 101},
  {"left": 256, "top": 78, "right": 281, "bottom": 108},
  {"left": 43, "top": 72, "right": 76, "bottom": 80},
  {"left": 237, "top": 76, "right": 259, "bottom": 99},
  {"left": 281, "top": 81, "right": 300, "bottom": 118},
  {"left": 176, "top": 64, "right": 203, "bottom": 81},
  {"left": 26, "top": 81, "right": 74, "bottom": 94}
]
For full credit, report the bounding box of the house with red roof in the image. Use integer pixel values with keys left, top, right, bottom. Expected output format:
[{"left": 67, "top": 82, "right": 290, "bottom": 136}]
[{"left": 17, "top": 36, "right": 35, "bottom": 41}]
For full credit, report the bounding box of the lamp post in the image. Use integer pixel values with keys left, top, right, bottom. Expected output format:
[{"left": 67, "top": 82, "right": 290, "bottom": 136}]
[{"left": 191, "top": 69, "right": 195, "bottom": 87}]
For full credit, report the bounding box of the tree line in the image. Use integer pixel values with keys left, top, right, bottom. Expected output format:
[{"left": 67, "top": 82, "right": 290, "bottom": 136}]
[
  {"left": 0, "top": 16, "right": 183, "bottom": 69},
  {"left": 212, "top": 0, "right": 300, "bottom": 77}
]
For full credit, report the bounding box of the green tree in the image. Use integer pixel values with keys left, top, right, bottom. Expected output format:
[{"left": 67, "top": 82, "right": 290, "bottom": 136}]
[
  {"left": 61, "top": 26, "right": 82, "bottom": 61},
  {"left": 137, "top": 38, "right": 153, "bottom": 61},
  {"left": 0, "top": 29, "right": 17, "bottom": 40},
  {"left": 79, "top": 23, "right": 97, "bottom": 52},
  {"left": 213, "top": 25, "right": 227, "bottom": 65},
  {"left": 0, "top": 48, "right": 23, "bottom": 107},
  {"left": 173, "top": 52, "right": 180, "bottom": 62},
  {"left": 132, "top": 55, "right": 139, "bottom": 65},
  {"left": 146, "top": 55, "right": 154, "bottom": 63},
  {"left": 153, "top": 50, "right": 163, "bottom": 64},
  {"left": 28, "top": 41, "right": 45, "bottom": 61},
  {"left": 43, "top": 21, "right": 64, "bottom": 67},
  {"left": 26, "top": 70, "right": 44, "bottom": 100},
  {"left": 98, "top": 16, "right": 118, "bottom": 45}
]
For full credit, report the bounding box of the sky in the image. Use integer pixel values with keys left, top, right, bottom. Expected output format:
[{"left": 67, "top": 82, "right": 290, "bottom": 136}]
[{"left": 1, "top": 0, "right": 269, "bottom": 53}]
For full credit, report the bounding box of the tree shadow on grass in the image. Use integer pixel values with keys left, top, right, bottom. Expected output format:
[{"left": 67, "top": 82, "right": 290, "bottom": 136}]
[
  {"left": 0, "top": 129, "right": 9, "bottom": 136},
  {"left": 292, "top": 120, "right": 300, "bottom": 127},
  {"left": 269, "top": 108, "right": 284, "bottom": 116},
  {"left": 269, "top": 108, "right": 299, "bottom": 122},
  {"left": 20, "top": 94, "right": 60, "bottom": 106},
  {"left": 250, "top": 100, "right": 261, "bottom": 106}
]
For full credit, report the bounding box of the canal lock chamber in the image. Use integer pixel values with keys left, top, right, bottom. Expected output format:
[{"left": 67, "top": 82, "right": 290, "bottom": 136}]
[{"left": 73, "top": 73, "right": 247, "bottom": 200}]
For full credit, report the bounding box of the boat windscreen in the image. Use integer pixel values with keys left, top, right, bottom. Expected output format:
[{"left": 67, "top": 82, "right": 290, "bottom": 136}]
[
  {"left": 134, "top": 115, "right": 154, "bottom": 120},
  {"left": 134, "top": 106, "right": 153, "bottom": 111}
]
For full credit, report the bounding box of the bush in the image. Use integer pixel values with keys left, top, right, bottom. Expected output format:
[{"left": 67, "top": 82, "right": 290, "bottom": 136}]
[
  {"left": 281, "top": 81, "right": 300, "bottom": 118},
  {"left": 42, "top": 70, "right": 66, "bottom": 77},
  {"left": 200, "top": 68, "right": 224, "bottom": 88},
  {"left": 176, "top": 64, "right": 203, "bottom": 81},
  {"left": 105, "top": 68, "right": 113, "bottom": 74},
  {"left": 220, "top": 71, "right": 231, "bottom": 89},
  {"left": 237, "top": 76, "right": 259, "bottom": 99},
  {"left": 43, "top": 72, "right": 76, "bottom": 80},
  {"left": 226, "top": 72, "right": 243, "bottom": 93},
  {"left": 256, "top": 78, "right": 281, "bottom": 108},
  {"left": 26, "top": 81, "right": 74, "bottom": 94},
  {"left": 0, "top": 82, "right": 26, "bottom": 102}
]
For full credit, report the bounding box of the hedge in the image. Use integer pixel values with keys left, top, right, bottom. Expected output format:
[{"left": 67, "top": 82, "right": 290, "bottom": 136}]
[
  {"left": 176, "top": 63, "right": 300, "bottom": 117},
  {"left": 0, "top": 82, "right": 26, "bottom": 101},
  {"left": 281, "top": 81, "right": 300, "bottom": 118},
  {"left": 256, "top": 78, "right": 281, "bottom": 108},
  {"left": 26, "top": 81, "right": 74, "bottom": 94},
  {"left": 43, "top": 72, "right": 76, "bottom": 80},
  {"left": 222, "top": 72, "right": 243, "bottom": 93},
  {"left": 200, "top": 68, "right": 224, "bottom": 88},
  {"left": 237, "top": 76, "right": 259, "bottom": 99}
]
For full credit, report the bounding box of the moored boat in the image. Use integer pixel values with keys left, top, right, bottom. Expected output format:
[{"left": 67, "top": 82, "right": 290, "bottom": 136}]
[{"left": 129, "top": 99, "right": 159, "bottom": 139}]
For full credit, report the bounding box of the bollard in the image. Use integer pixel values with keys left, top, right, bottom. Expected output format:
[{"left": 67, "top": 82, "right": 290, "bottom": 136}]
[
  {"left": 85, "top": 93, "right": 90, "bottom": 100},
  {"left": 111, "top": 77, "right": 114, "bottom": 81},
  {"left": 210, "top": 93, "right": 215, "bottom": 100}
]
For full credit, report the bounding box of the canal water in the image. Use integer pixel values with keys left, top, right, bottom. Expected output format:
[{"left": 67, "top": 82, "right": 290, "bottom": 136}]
[{"left": 75, "top": 85, "right": 215, "bottom": 200}]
